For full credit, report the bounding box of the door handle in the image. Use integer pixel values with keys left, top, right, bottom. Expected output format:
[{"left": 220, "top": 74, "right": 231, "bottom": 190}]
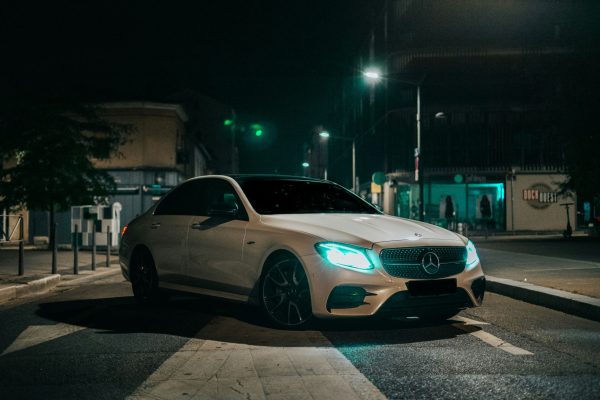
[
  {"left": 150, "top": 222, "right": 161, "bottom": 229},
  {"left": 191, "top": 222, "right": 203, "bottom": 230}
]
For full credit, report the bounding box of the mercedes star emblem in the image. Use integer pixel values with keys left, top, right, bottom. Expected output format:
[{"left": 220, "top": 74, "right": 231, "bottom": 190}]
[{"left": 421, "top": 252, "right": 441, "bottom": 275}]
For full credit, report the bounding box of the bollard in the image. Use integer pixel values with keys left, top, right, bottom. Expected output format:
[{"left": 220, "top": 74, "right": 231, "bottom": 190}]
[
  {"left": 106, "top": 227, "right": 111, "bottom": 268},
  {"left": 91, "top": 228, "right": 96, "bottom": 271},
  {"left": 18, "top": 215, "right": 24, "bottom": 276},
  {"left": 73, "top": 224, "right": 79, "bottom": 275},
  {"left": 51, "top": 222, "right": 58, "bottom": 274}
]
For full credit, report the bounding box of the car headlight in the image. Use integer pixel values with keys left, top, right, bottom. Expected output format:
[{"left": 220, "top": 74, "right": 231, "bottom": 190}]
[
  {"left": 466, "top": 240, "right": 480, "bottom": 270},
  {"left": 315, "top": 242, "right": 374, "bottom": 271}
]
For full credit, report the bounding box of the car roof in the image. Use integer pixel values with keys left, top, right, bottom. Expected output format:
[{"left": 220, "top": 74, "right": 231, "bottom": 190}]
[{"left": 227, "top": 174, "right": 325, "bottom": 184}]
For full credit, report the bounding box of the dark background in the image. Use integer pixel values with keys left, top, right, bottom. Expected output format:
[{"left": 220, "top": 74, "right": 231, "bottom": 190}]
[{"left": 0, "top": 1, "right": 377, "bottom": 173}]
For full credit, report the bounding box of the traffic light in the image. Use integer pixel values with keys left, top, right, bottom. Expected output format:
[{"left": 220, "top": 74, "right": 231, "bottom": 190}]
[{"left": 250, "top": 123, "right": 264, "bottom": 137}]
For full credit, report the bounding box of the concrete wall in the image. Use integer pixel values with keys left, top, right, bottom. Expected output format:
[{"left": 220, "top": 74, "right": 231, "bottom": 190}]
[{"left": 505, "top": 173, "right": 576, "bottom": 231}]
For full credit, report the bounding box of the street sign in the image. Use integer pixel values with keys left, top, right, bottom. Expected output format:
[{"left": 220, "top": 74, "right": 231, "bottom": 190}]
[{"left": 372, "top": 171, "right": 386, "bottom": 185}]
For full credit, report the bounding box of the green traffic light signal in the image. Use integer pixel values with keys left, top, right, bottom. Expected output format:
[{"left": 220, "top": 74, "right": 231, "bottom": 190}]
[
  {"left": 223, "top": 119, "right": 234, "bottom": 126},
  {"left": 250, "top": 123, "right": 264, "bottom": 137}
]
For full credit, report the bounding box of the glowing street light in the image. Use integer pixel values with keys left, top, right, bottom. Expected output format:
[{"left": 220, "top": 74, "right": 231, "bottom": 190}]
[
  {"left": 363, "top": 68, "right": 382, "bottom": 83},
  {"left": 319, "top": 130, "right": 357, "bottom": 193},
  {"left": 363, "top": 67, "right": 446, "bottom": 221}
]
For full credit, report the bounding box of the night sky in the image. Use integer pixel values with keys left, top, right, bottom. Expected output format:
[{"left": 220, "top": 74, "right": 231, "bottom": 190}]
[{"left": 1, "top": 1, "right": 377, "bottom": 173}]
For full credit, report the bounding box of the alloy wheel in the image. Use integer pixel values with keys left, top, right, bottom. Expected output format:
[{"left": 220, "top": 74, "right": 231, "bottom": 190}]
[{"left": 262, "top": 258, "right": 312, "bottom": 327}]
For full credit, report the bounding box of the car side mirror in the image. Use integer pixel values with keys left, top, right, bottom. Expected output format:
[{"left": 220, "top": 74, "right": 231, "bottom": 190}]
[{"left": 208, "top": 202, "right": 238, "bottom": 218}]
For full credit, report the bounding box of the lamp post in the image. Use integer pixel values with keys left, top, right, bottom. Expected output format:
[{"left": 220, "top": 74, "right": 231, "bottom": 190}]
[
  {"left": 319, "top": 130, "right": 357, "bottom": 192},
  {"left": 363, "top": 69, "right": 445, "bottom": 222}
]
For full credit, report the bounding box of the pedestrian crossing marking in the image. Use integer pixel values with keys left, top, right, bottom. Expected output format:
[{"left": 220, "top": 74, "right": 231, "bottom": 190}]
[
  {"left": 128, "top": 316, "right": 388, "bottom": 400},
  {"left": 1, "top": 323, "right": 85, "bottom": 356}
]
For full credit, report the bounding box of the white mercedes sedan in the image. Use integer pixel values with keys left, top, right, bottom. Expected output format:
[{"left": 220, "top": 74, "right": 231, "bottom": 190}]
[{"left": 119, "top": 175, "right": 485, "bottom": 328}]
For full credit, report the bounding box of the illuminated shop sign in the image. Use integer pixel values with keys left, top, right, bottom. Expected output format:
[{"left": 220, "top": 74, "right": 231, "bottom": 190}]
[{"left": 523, "top": 184, "right": 558, "bottom": 209}]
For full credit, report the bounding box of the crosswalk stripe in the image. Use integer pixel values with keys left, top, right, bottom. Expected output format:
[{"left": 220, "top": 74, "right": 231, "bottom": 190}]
[
  {"left": 128, "top": 316, "right": 387, "bottom": 400},
  {"left": 1, "top": 323, "right": 85, "bottom": 356}
]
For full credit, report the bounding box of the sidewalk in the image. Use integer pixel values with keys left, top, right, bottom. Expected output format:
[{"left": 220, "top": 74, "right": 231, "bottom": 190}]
[
  {"left": 474, "top": 237, "right": 600, "bottom": 321},
  {"left": 0, "top": 247, "right": 119, "bottom": 304}
]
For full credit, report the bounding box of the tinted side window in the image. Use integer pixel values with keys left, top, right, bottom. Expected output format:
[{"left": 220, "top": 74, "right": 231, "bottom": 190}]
[
  {"left": 155, "top": 179, "right": 248, "bottom": 219},
  {"left": 192, "top": 179, "right": 248, "bottom": 220},
  {"left": 154, "top": 182, "right": 196, "bottom": 215}
]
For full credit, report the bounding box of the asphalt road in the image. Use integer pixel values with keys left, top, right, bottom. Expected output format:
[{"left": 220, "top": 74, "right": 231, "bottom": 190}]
[{"left": 1, "top": 272, "right": 599, "bottom": 400}]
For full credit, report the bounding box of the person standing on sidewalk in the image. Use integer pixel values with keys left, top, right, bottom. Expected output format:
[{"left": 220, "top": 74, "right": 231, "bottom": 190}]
[{"left": 445, "top": 195, "right": 455, "bottom": 230}]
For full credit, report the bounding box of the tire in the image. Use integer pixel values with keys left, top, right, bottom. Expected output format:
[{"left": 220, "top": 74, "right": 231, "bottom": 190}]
[
  {"left": 130, "top": 248, "right": 161, "bottom": 304},
  {"left": 260, "top": 254, "right": 313, "bottom": 328}
]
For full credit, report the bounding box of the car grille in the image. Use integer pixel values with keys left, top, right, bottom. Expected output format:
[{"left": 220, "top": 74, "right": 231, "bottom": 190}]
[{"left": 380, "top": 246, "right": 466, "bottom": 279}]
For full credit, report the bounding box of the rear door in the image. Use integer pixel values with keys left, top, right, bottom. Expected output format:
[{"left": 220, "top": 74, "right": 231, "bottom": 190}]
[{"left": 146, "top": 182, "right": 196, "bottom": 284}]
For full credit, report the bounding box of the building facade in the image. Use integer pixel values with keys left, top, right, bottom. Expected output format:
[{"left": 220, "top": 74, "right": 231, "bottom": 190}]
[
  {"left": 26, "top": 101, "right": 211, "bottom": 245},
  {"left": 325, "top": 0, "right": 598, "bottom": 232}
]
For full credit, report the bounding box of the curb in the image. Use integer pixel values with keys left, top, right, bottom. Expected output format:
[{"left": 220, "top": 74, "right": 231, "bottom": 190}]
[
  {"left": 0, "top": 274, "right": 61, "bottom": 304},
  {"left": 486, "top": 275, "right": 600, "bottom": 322},
  {"left": 0, "top": 264, "right": 121, "bottom": 305},
  {"left": 56, "top": 266, "right": 121, "bottom": 287}
]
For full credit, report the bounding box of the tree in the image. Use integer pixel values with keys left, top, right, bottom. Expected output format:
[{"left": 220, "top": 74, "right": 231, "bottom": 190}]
[{"left": 0, "top": 100, "right": 132, "bottom": 248}]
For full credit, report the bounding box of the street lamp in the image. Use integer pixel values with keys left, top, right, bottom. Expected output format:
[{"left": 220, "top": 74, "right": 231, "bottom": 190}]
[
  {"left": 362, "top": 68, "right": 444, "bottom": 221},
  {"left": 363, "top": 68, "right": 382, "bottom": 83},
  {"left": 319, "top": 131, "right": 357, "bottom": 192}
]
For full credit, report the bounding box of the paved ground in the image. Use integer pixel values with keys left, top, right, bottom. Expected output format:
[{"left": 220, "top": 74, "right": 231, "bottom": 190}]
[
  {"left": 0, "top": 273, "right": 599, "bottom": 400},
  {"left": 475, "top": 237, "right": 600, "bottom": 298}
]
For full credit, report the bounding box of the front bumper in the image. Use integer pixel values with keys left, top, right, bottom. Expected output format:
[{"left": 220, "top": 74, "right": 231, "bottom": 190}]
[{"left": 301, "top": 251, "right": 485, "bottom": 319}]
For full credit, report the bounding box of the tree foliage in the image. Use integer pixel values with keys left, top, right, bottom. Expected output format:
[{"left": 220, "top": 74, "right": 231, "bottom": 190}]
[{"left": 0, "top": 101, "right": 132, "bottom": 214}]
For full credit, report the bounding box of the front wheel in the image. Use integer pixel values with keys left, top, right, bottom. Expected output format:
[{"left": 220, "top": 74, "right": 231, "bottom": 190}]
[{"left": 260, "top": 255, "right": 313, "bottom": 328}]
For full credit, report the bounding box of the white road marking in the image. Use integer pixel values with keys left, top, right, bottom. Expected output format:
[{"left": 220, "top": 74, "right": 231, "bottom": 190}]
[
  {"left": 128, "top": 316, "right": 387, "bottom": 400},
  {"left": 1, "top": 323, "right": 85, "bottom": 356},
  {"left": 452, "top": 318, "right": 533, "bottom": 356},
  {"left": 452, "top": 316, "right": 490, "bottom": 325}
]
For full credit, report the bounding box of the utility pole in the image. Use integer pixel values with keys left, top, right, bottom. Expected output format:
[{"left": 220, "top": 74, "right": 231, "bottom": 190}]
[{"left": 416, "top": 85, "right": 424, "bottom": 221}]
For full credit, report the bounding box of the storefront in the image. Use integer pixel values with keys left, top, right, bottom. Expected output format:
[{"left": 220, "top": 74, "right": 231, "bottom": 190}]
[
  {"left": 383, "top": 170, "right": 575, "bottom": 233},
  {"left": 505, "top": 173, "right": 576, "bottom": 232}
]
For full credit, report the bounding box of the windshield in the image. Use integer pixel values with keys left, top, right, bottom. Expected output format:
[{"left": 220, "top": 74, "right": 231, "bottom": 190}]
[{"left": 239, "top": 179, "right": 380, "bottom": 215}]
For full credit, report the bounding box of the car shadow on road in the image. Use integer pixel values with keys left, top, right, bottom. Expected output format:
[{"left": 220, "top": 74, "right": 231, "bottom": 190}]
[{"left": 36, "top": 293, "right": 473, "bottom": 347}]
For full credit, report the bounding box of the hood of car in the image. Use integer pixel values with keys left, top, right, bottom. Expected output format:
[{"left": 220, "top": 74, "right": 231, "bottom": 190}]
[{"left": 260, "top": 213, "right": 463, "bottom": 247}]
